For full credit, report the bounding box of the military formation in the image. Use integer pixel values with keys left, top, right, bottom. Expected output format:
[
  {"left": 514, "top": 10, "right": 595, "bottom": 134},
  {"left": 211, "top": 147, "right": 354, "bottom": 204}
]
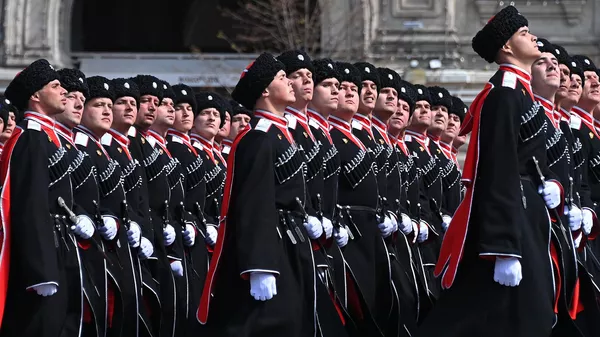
[{"left": 1, "top": 5, "right": 600, "bottom": 337}]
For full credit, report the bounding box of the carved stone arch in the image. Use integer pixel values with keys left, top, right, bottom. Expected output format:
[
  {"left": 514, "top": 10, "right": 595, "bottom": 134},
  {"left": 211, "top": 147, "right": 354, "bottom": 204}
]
[{"left": 2, "top": 0, "right": 74, "bottom": 68}]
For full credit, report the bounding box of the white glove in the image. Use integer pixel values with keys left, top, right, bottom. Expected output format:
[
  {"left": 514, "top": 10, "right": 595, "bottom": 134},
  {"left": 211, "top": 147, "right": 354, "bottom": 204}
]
[
  {"left": 32, "top": 284, "right": 58, "bottom": 297},
  {"left": 378, "top": 216, "right": 395, "bottom": 238},
  {"left": 538, "top": 181, "right": 561, "bottom": 209},
  {"left": 99, "top": 216, "right": 118, "bottom": 241},
  {"left": 163, "top": 224, "right": 176, "bottom": 246},
  {"left": 493, "top": 257, "right": 522, "bottom": 287},
  {"left": 334, "top": 227, "right": 349, "bottom": 248},
  {"left": 417, "top": 221, "right": 429, "bottom": 243},
  {"left": 574, "top": 232, "right": 583, "bottom": 249},
  {"left": 170, "top": 261, "right": 184, "bottom": 277},
  {"left": 138, "top": 237, "right": 154, "bottom": 259},
  {"left": 387, "top": 213, "right": 399, "bottom": 233},
  {"left": 71, "top": 215, "right": 95, "bottom": 239},
  {"left": 565, "top": 205, "right": 582, "bottom": 232},
  {"left": 249, "top": 271, "right": 277, "bottom": 301},
  {"left": 183, "top": 224, "right": 196, "bottom": 247},
  {"left": 322, "top": 217, "right": 333, "bottom": 239},
  {"left": 442, "top": 215, "right": 452, "bottom": 232},
  {"left": 127, "top": 222, "right": 141, "bottom": 248},
  {"left": 583, "top": 209, "right": 594, "bottom": 235},
  {"left": 400, "top": 213, "right": 412, "bottom": 235},
  {"left": 205, "top": 225, "right": 218, "bottom": 246},
  {"left": 304, "top": 216, "right": 323, "bottom": 239}
]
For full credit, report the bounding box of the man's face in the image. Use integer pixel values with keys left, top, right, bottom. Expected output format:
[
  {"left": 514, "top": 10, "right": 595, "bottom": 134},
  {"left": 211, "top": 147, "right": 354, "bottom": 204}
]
[
  {"left": 374, "top": 87, "right": 398, "bottom": 119},
  {"left": 112, "top": 96, "right": 138, "bottom": 130},
  {"left": 388, "top": 99, "right": 410, "bottom": 133},
  {"left": 443, "top": 114, "right": 461, "bottom": 141},
  {"left": 311, "top": 78, "right": 339, "bottom": 114},
  {"left": 35, "top": 79, "right": 67, "bottom": 115},
  {"left": 567, "top": 74, "right": 583, "bottom": 105},
  {"left": 531, "top": 52, "right": 560, "bottom": 95},
  {"left": 217, "top": 111, "right": 231, "bottom": 140},
  {"left": 429, "top": 105, "right": 449, "bottom": 133},
  {"left": 0, "top": 111, "right": 16, "bottom": 142},
  {"left": 173, "top": 103, "right": 194, "bottom": 133},
  {"left": 410, "top": 100, "right": 432, "bottom": 128},
  {"left": 358, "top": 80, "right": 377, "bottom": 112},
  {"left": 155, "top": 97, "right": 175, "bottom": 129},
  {"left": 136, "top": 94, "right": 159, "bottom": 128},
  {"left": 264, "top": 70, "right": 295, "bottom": 105},
  {"left": 57, "top": 91, "right": 86, "bottom": 128},
  {"left": 581, "top": 71, "right": 600, "bottom": 106},
  {"left": 288, "top": 69, "right": 313, "bottom": 103},
  {"left": 454, "top": 134, "right": 467, "bottom": 148},
  {"left": 82, "top": 97, "right": 113, "bottom": 136},
  {"left": 505, "top": 27, "right": 541, "bottom": 63},
  {"left": 337, "top": 82, "right": 359, "bottom": 115},
  {"left": 229, "top": 113, "right": 251, "bottom": 140},
  {"left": 555, "top": 64, "right": 571, "bottom": 102},
  {"left": 193, "top": 108, "right": 221, "bottom": 139}
]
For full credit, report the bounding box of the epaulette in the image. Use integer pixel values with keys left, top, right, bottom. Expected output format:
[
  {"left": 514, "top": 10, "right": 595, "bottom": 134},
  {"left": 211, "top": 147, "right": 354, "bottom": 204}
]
[
  {"left": 193, "top": 141, "right": 203, "bottom": 151},
  {"left": 254, "top": 118, "right": 272, "bottom": 133},
  {"left": 74, "top": 132, "right": 90, "bottom": 147},
  {"left": 404, "top": 135, "right": 413, "bottom": 142},
  {"left": 570, "top": 115, "right": 582, "bottom": 130},
  {"left": 501, "top": 71, "right": 517, "bottom": 89},
  {"left": 222, "top": 146, "right": 231, "bottom": 155},
  {"left": 147, "top": 136, "right": 157, "bottom": 148},
  {"left": 308, "top": 118, "right": 319, "bottom": 129},
  {"left": 101, "top": 133, "right": 113, "bottom": 146},
  {"left": 351, "top": 120, "right": 362, "bottom": 130},
  {"left": 285, "top": 114, "right": 297, "bottom": 130},
  {"left": 127, "top": 126, "right": 137, "bottom": 137},
  {"left": 170, "top": 135, "right": 183, "bottom": 144},
  {"left": 26, "top": 120, "right": 41, "bottom": 131}
]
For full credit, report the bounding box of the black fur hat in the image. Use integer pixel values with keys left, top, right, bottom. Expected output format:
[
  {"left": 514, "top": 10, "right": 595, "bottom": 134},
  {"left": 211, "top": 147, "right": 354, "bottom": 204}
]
[
  {"left": 86, "top": 76, "right": 115, "bottom": 102},
  {"left": 428, "top": 86, "right": 453, "bottom": 110},
  {"left": 0, "top": 97, "right": 17, "bottom": 131},
  {"left": 550, "top": 44, "right": 571, "bottom": 67},
  {"left": 571, "top": 55, "right": 597, "bottom": 73},
  {"left": 131, "top": 75, "right": 164, "bottom": 102},
  {"left": 377, "top": 67, "right": 401, "bottom": 92},
  {"left": 449, "top": 96, "right": 468, "bottom": 123},
  {"left": 535, "top": 38, "right": 554, "bottom": 54},
  {"left": 171, "top": 84, "right": 196, "bottom": 113},
  {"left": 195, "top": 91, "right": 227, "bottom": 128},
  {"left": 472, "top": 6, "right": 529, "bottom": 63},
  {"left": 111, "top": 78, "right": 140, "bottom": 104},
  {"left": 232, "top": 52, "right": 285, "bottom": 110},
  {"left": 335, "top": 62, "right": 362, "bottom": 89},
  {"left": 277, "top": 49, "right": 314, "bottom": 75},
  {"left": 312, "top": 58, "right": 341, "bottom": 85},
  {"left": 229, "top": 99, "right": 253, "bottom": 118},
  {"left": 354, "top": 62, "right": 381, "bottom": 90},
  {"left": 57, "top": 68, "right": 89, "bottom": 98},
  {"left": 397, "top": 79, "right": 416, "bottom": 114},
  {"left": 568, "top": 57, "right": 586, "bottom": 88},
  {"left": 160, "top": 80, "right": 176, "bottom": 101},
  {"left": 5, "top": 59, "right": 60, "bottom": 111},
  {"left": 413, "top": 84, "right": 432, "bottom": 104}
]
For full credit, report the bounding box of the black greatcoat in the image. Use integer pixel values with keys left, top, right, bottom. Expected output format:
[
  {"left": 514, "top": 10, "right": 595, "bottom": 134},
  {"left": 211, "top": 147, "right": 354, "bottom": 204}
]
[
  {"left": 166, "top": 129, "right": 210, "bottom": 336},
  {"left": 101, "top": 129, "right": 161, "bottom": 336},
  {"left": 285, "top": 108, "right": 348, "bottom": 337},
  {"left": 190, "top": 134, "right": 225, "bottom": 227},
  {"left": 128, "top": 126, "right": 178, "bottom": 337},
  {"left": 329, "top": 115, "right": 393, "bottom": 335},
  {"left": 0, "top": 112, "right": 83, "bottom": 337},
  {"left": 419, "top": 65, "right": 557, "bottom": 337},
  {"left": 55, "top": 124, "right": 108, "bottom": 337},
  {"left": 198, "top": 110, "right": 316, "bottom": 337},
  {"left": 74, "top": 126, "right": 141, "bottom": 337}
]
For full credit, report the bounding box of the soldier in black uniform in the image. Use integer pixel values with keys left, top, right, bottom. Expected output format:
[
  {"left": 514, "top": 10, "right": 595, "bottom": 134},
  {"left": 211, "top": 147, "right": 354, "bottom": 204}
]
[
  {"left": 438, "top": 95, "right": 466, "bottom": 214},
  {"left": 198, "top": 52, "right": 319, "bottom": 337},
  {"left": 420, "top": 6, "right": 562, "bottom": 337},
  {"left": 190, "top": 92, "right": 227, "bottom": 242},
  {"left": 128, "top": 74, "right": 179, "bottom": 337},
  {"left": 0, "top": 97, "right": 17, "bottom": 152},
  {"left": 329, "top": 61, "right": 393, "bottom": 336},
  {"left": 222, "top": 100, "right": 252, "bottom": 160},
  {"left": 1, "top": 59, "right": 87, "bottom": 337},
  {"left": 55, "top": 69, "right": 111, "bottom": 337}
]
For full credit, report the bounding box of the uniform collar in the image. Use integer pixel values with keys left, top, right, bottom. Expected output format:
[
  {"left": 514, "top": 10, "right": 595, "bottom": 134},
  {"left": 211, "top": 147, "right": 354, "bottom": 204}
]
[
  {"left": 148, "top": 129, "right": 166, "bottom": 145},
  {"left": 254, "top": 109, "right": 288, "bottom": 128},
  {"left": 75, "top": 124, "right": 102, "bottom": 142},
  {"left": 499, "top": 63, "right": 533, "bottom": 99},
  {"left": 285, "top": 106, "right": 308, "bottom": 124},
  {"left": 24, "top": 111, "right": 55, "bottom": 128},
  {"left": 191, "top": 133, "right": 214, "bottom": 150},
  {"left": 329, "top": 115, "right": 352, "bottom": 131},
  {"left": 55, "top": 121, "right": 74, "bottom": 141},
  {"left": 166, "top": 128, "right": 191, "bottom": 143},
  {"left": 559, "top": 107, "right": 571, "bottom": 122},
  {"left": 307, "top": 108, "right": 329, "bottom": 130},
  {"left": 108, "top": 128, "right": 130, "bottom": 146},
  {"left": 222, "top": 138, "right": 233, "bottom": 147},
  {"left": 353, "top": 113, "right": 372, "bottom": 129}
]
